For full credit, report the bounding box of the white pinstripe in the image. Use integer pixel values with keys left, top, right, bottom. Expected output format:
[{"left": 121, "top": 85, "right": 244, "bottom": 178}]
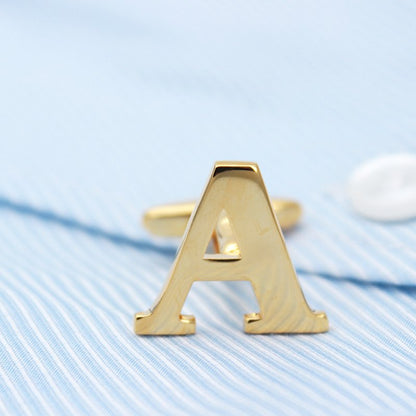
[
  {"left": 317, "top": 196, "right": 416, "bottom": 282},
  {"left": 0, "top": 291, "right": 95, "bottom": 415}
]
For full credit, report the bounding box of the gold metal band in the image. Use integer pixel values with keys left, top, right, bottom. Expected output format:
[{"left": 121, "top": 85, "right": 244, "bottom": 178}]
[{"left": 142, "top": 198, "right": 302, "bottom": 237}]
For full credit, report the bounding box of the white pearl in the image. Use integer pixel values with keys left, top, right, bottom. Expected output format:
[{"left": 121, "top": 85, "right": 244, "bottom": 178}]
[{"left": 348, "top": 153, "right": 416, "bottom": 221}]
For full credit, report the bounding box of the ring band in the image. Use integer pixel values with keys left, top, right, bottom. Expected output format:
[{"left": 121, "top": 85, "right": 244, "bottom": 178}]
[{"left": 143, "top": 198, "right": 302, "bottom": 237}]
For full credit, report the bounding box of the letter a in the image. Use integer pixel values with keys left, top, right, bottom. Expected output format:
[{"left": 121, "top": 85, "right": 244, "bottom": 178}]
[{"left": 135, "top": 161, "right": 328, "bottom": 335}]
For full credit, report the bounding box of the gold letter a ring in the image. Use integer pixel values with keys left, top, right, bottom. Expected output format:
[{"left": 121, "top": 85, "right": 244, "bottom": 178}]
[{"left": 135, "top": 161, "right": 329, "bottom": 336}]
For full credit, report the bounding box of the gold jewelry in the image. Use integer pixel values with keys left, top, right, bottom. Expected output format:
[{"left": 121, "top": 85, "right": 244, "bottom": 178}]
[{"left": 135, "top": 161, "right": 328, "bottom": 335}]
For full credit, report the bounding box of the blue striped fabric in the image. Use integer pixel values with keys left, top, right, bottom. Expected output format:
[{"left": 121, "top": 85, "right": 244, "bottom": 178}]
[
  {"left": 1, "top": 208, "right": 416, "bottom": 415},
  {"left": 287, "top": 193, "right": 416, "bottom": 285},
  {"left": 1, "top": 1, "right": 416, "bottom": 414}
]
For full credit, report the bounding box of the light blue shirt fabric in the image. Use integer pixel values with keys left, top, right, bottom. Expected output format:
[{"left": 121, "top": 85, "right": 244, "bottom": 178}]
[{"left": 1, "top": 1, "right": 416, "bottom": 415}]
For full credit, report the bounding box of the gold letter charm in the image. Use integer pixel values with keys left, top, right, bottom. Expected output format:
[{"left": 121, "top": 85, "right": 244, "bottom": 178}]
[{"left": 135, "top": 162, "right": 328, "bottom": 335}]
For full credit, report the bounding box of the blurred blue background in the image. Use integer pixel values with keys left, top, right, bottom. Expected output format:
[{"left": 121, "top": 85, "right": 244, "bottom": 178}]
[{"left": 1, "top": 0, "right": 415, "bottom": 224}]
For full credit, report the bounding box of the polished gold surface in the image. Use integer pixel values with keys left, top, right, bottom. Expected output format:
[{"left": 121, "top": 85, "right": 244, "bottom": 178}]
[
  {"left": 143, "top": 198, "right": 302, "bottom": 237},
  {"left": 135, "top": 161, "right": 328, "bottom": 335}
]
